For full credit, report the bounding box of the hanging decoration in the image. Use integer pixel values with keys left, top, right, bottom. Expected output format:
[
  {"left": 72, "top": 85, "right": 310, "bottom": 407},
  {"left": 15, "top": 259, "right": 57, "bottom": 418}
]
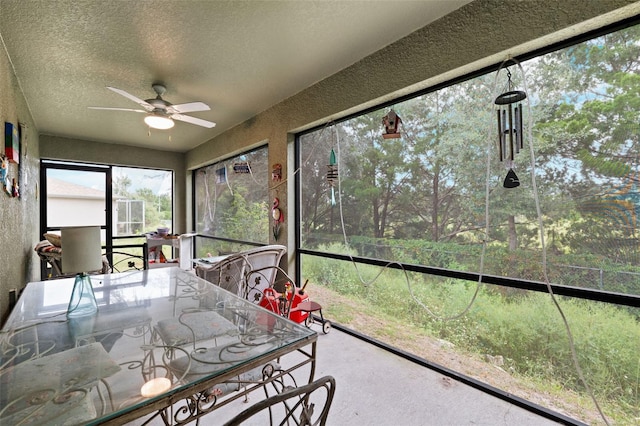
[
  {"left": 0, "top": 156, "right": 7, "bottom": 189},
  {"left": 5, "top": 122, "right": 20, "bottom": 164},
  {"left": 272, "top": 197, "right": 284, "bottom": 240},
  {"left": 382, "top": 109, "right": 402, "bottom": 139},
  {"left": 11, "top": 178, "right": 19, "bottom": 198},
  {"left": 271, "top": 163, "right": 282, "bottom": 182},
  {"left": 215, "top": 167, "right": 227, "bottom": 184},
  {"left": 3, "top": 174, "right": 11, "bottom": 195},
  {"left": 495, "top": 67, "right": 526, "bottom": 188},
  {"left": 233, "top": 162, "right": 251, "bottom": 174},
  {"left": 327, "top": 148, "right": 338, "bottom": 206}
]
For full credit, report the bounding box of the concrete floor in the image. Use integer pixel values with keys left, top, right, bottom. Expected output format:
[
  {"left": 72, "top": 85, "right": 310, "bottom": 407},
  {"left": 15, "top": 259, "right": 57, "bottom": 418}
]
[
  {"left": 132, "top": 327, "right": 562, "bottom": 425},
  {"left": 293, "top": 328, "right": 560, "bottom": 426}
]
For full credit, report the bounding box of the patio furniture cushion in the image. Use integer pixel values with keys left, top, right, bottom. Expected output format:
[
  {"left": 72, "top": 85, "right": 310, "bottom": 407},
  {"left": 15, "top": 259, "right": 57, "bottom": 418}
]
[
  {"left": 168, "top": 344, "right": 281, "bottom": 397},
  {"left": 35, "top": 239, "right": 62, "bottom": 256},
  {"left": 0, "top": 342, "right": 121, "bottom": 425},
  {"left": 155, "top": 310, "right": 238, "bottom": 346},
  {"left": 43, "top": 233, "right": 62, "bottom": 247}
]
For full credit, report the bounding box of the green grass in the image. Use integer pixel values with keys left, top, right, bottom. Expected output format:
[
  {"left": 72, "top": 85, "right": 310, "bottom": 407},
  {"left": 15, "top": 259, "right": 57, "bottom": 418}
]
[{"left": 302, "top": 251, "right": 640, "bottom": 425}]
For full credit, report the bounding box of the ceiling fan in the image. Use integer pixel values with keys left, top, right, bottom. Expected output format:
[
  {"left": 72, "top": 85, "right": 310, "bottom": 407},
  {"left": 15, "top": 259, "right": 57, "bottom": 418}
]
[{"left": 89, "top": 83, "right": 216, "bottom": 129}]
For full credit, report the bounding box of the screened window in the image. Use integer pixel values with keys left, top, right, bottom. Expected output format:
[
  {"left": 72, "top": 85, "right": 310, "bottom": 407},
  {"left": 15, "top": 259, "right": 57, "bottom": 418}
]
[
  {"left": 112, "top": 167, "right": 173, "bottom": 236},
  {"left": 40, "top": 161, "right": 172, "bottom": 278},
  {"left": 194, "top": 146, "right": 270, "bottom": 251},
  {"left": 297, "top": 23, "right": 640, "bottom": 424},
  {"left": 300, "top": 25, "right": 640, "bottom": 297}
]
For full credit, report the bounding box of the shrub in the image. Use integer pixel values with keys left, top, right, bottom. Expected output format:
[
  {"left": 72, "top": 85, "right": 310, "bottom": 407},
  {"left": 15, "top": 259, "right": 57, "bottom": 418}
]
[{"left": 302, "top": 243, "right": 364, "bottom": 296}]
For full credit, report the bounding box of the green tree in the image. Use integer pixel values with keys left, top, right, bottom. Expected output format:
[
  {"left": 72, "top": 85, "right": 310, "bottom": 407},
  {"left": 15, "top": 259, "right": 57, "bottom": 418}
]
[
  {"left": 113, "top": 175, "right": 132, "bottom": 197},
  {"left": 134, "top": 188, "right": 163, "bottom": 230},
  {"left": 535, "top": 25, "right": 640, "bottom": 264},
  {"left": 341, "top": 112, "right": 411, "bottom": 238}
]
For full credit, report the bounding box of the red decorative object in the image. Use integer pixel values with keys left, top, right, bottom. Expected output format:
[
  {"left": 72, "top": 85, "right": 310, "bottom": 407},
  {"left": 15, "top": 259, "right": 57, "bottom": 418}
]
[
  {"left": 272, "top": 197, "right": 284, "bottom": 240},
  {"left": 272, "top": 163, "right": 282, "bottom": 182}
]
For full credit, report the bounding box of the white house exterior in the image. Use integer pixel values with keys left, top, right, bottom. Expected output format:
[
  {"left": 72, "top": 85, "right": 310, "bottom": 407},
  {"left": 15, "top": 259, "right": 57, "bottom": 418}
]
[{"left": 46, "top": 177, "right": 121, "bottom": 232}]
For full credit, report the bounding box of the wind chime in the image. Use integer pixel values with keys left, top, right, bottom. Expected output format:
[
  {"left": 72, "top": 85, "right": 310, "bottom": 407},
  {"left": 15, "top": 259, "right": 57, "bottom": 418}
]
[
  {"left": 327, "top": 148, "right": 338, "bottom": 205},
  {"left": 495, "top": 68, "right": 526, "bottom": 188}
]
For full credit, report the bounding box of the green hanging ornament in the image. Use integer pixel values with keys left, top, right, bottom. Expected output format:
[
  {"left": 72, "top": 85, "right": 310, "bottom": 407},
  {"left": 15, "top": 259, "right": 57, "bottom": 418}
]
[{"left": 327, "top": 148, "right": 338, "bottom": 206}]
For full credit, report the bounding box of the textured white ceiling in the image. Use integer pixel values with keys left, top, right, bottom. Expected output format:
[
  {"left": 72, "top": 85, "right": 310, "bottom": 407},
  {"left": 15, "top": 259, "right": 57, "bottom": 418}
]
[{"left": 0, "top": 0, "right": 470, "bottom": 152}]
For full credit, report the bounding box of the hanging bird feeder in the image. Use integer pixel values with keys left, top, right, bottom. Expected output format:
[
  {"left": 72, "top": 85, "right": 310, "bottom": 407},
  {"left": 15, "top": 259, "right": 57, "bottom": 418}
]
[
  {"left": 382, "top": 109, "right": 402, "bottom": 139},
  {"left": 495, "top": 68, "right": 526, "bottom": 188},
  {"left": 327, "top": 148, "right": 338, "bottom": 206}
]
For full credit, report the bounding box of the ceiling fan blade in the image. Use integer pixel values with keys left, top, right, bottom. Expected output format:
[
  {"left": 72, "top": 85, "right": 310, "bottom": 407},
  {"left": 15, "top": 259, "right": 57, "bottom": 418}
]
[
  {"left": 107, "top": 86, "right": 154, "bottom": 111},
  {"left": 88, "top": 107, "right": 146, "bottom": 113},
  {"left": 168, "top": 102, "right": 210, "bottom": 114},
  {"left": 171, "top": 114, "right": 216, "bottom": 128}
]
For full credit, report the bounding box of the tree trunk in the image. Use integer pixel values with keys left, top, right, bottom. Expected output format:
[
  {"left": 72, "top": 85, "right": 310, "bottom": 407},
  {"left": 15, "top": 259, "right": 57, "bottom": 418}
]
[
  {"left": 508, "top": 215, "right": 517, "bottom": 251},
  {"left": 432, "top": 167, "right": 439, "bottom": 242}
]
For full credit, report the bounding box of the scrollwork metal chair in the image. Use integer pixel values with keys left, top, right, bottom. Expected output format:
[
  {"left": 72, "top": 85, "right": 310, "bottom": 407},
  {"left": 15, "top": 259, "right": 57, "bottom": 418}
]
[
  {"left": 195, "top": 252, "right": 250, "bottom": 296},
  {"left": 222, "top": 375, "right": 336, "bottom": 426},
  {"left": 103, "top": 250, "right": 146, "bottom": 273},
  {"left": 195, "top": 245, "right": 286, "bottom": 302},
  {"left": 242, "top": 244, "right": 287, "bottom": 303}
]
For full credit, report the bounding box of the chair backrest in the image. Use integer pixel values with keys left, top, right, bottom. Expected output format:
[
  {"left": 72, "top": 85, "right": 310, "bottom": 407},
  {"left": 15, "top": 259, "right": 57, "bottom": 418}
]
[
  {"left": 242, "top": 245, "right": 286, "bottom": 303},
  {"left": 195, "top": 245, "right": 286, "bottom": 301},
  {"left": 102, "top": 251, "right": 145, "bottom": 273},
  {"left": 222, "top": 375, "right": 336, "bottom": 426},
  {"left": 195, "top": 253, "right": 249, "bottom": 297}
]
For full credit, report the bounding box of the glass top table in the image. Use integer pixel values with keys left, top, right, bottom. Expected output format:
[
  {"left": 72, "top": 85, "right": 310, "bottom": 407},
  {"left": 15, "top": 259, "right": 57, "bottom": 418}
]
[{"left": 0, "top": 268, "right": 317, "bottom": 425}]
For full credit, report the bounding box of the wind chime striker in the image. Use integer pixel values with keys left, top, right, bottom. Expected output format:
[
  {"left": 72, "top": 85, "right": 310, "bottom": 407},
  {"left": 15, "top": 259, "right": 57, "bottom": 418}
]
[
  {"left": 327, "top": 148, "right": 338, "bottom": 206},
  {"left": 382, "top": 109, "right": 402, "bottom": 139},
  {"left": 495, "top": 68, "right": 526, "bottom": 188}
]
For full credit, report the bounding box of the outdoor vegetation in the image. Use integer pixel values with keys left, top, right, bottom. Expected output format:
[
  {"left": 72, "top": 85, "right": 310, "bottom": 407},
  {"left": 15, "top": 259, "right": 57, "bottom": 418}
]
[
  {"left": 194, "top": 148, "right": 270, "bottom": 246},
  {"left": 302, "top": 248, "right": 638, "bottom": 424},
  {"left": 113, "top": 172, "right": 172, "bottom": 235},
  {"left": 111, "top": 168, "right": 173, "bottom": 267}
]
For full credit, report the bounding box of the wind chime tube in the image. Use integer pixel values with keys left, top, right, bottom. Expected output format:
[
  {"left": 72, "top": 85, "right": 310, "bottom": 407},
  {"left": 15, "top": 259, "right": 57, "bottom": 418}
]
[
  {"left": 518, "top": 104, "right": 524, "bottom": 150},
  {"left": 508, "top": 103, "right": 514, "bottom": 161},
  {"left": 514, "top": 105, "right": 520, "bottom": 155},
  {"left": 502, "top": 109, "right": 507, "bottom": 161},
  {"left": 497, "top": 110, "right": 503, "bottom": 162}
]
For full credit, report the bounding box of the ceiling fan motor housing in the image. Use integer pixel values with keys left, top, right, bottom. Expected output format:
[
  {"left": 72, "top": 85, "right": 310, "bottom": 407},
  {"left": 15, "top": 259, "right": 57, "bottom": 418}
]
[{"left": 147, "top": 98, "right": 172, "bottom": 112}]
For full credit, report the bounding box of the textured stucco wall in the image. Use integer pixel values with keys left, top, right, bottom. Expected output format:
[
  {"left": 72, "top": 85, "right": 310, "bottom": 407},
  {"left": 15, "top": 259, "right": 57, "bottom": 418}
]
[
  {"left": 0, "top": 41, "right": 40, "bottom": 323},
  {"left": 39, "top": 135, "right": 187, "bottom": 235},
  {"left": 185, "top": 0, "right": 640, "bottom": 264}
]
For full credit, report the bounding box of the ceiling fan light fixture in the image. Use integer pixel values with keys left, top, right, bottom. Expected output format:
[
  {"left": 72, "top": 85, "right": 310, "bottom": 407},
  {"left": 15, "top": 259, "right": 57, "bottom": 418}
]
[{"left": 144, "top": 114, "right": 174, "bottom": 130}]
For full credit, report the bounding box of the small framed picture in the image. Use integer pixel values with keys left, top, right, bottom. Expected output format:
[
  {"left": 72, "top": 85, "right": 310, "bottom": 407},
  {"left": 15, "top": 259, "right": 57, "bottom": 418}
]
[{"left": 5, "top": 122, "right": 19, "bottom": 164}]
